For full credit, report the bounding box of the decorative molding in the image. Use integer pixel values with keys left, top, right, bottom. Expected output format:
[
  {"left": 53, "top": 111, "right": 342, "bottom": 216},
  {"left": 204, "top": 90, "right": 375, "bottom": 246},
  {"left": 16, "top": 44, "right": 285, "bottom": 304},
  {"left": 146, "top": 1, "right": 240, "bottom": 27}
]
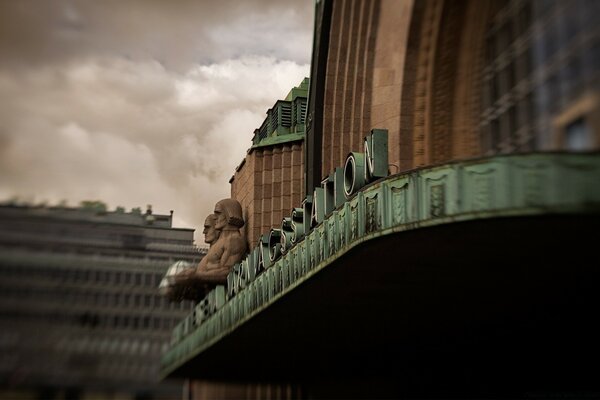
[{"left": 161, "top": 152, "right": 600, "bottom": 378}]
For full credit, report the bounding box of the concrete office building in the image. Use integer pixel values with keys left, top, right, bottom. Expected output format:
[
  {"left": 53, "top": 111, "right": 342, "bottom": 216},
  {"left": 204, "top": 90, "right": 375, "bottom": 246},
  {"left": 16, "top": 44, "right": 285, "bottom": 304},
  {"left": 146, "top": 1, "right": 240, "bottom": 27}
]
[{"left": 0, "top": 203, "right": 203, "bottom": 399}]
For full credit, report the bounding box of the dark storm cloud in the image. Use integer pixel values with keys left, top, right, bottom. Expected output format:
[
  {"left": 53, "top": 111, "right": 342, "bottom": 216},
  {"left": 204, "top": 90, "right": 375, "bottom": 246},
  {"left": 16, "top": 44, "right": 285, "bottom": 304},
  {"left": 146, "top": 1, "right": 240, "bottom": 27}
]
[
  {"left": 0, "top": 1, "right": 312, "bottom": 238},
  {"left": 0, "top": 0, "right": 313, "bottom": 69}
]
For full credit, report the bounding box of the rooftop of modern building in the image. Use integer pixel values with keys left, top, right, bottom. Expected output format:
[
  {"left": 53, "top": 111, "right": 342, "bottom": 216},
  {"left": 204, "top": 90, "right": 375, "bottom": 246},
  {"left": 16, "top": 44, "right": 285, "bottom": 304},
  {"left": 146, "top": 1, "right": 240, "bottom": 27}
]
[{"left": 0, "top": 201, "right": 193, "bottom": 231}]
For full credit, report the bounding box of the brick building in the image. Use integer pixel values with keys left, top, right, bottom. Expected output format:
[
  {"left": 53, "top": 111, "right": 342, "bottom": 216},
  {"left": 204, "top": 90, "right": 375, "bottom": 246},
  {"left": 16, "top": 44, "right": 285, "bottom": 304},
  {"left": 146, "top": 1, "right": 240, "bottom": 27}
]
[
  {"left": 163, "top": 1, "right": 600, "bottom": 398},
  {"left": 308, "top": 0, "right": 599, "bottom": 188},
  {"left": 229, "top": 78, "right": 308, "bottom": 249}
]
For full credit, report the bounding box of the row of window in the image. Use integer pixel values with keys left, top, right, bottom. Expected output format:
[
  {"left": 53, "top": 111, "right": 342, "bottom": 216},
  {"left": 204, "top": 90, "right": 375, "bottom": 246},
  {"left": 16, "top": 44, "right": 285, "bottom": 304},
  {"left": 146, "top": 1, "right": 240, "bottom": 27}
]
[
  {"left": 0, "top": 353, "right": 160, "bottom": 381},
  {"left": 0, "top": 285, "right": 190, "bottom": 311},
  {"left": 1, "top": 264, "right": 166, "bottom": 288},
  {"left": 1, "top": 245, "right": 187, "bottom": 265},
  {"left": 0, "top": 307, "right": 184, "bottom": 332},
  {"left": 57, "top": 335, "right": 169, "bottom": 357},
  {"left": 95, "top": 362, "right": 160, "bottom": 380},
  {"left": 90, "top": 313, "right": 182, "bottom": 331}
]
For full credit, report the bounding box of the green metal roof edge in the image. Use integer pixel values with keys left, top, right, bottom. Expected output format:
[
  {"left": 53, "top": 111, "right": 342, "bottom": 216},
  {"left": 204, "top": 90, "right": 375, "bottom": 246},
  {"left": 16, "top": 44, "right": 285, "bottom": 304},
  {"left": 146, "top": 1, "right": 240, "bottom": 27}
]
[
  {"left": 161, "top": 152, "right": 600, "bottom": 378},
  {"left": 251, "top": 133, "right": 305, "bottom": 149},
  {"left": 284, "top": 77, "right": 310, "bottom": 101}
]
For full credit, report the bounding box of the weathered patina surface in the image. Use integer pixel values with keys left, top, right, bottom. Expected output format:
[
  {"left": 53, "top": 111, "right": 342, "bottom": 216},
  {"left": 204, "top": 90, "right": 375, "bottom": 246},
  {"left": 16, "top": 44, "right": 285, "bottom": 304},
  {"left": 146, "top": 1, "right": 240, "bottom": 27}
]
[{"left": 162, "top": 152, "right": 600, "bottom": 379}]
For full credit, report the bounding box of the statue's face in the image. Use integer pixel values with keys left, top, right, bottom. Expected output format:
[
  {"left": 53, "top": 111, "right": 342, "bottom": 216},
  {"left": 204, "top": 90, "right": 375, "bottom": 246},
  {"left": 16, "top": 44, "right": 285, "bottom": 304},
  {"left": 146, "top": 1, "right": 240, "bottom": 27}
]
[
  {"left": 214, "top": 202, "right": 227, "bottom": 230},
  {"left": 203, "top": 218, "right": 218, "bottom": 244}
]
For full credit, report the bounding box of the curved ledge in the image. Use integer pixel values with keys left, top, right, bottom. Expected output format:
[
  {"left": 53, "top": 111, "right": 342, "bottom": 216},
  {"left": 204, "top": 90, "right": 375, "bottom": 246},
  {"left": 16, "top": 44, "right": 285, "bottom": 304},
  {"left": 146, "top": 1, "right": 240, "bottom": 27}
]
[{"left": 161, "top": 152, "right": 600, "bottom": 379}]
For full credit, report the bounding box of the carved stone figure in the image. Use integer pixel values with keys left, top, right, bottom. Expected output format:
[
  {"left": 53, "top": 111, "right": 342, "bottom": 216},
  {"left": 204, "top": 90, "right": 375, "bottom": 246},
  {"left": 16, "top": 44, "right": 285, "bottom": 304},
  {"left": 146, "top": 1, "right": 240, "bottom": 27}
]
[
  {"left": 197, "top": 198, "right": 247, "bottom": 278},
  {"left": 202, "top": 214, "right": 220, "bottom": 246},
  {"left": 173, "top": 198, "right": 247, "bottom": 300},
  {"left": 160, "top": 214, "right": 222, "bottom": 301}
]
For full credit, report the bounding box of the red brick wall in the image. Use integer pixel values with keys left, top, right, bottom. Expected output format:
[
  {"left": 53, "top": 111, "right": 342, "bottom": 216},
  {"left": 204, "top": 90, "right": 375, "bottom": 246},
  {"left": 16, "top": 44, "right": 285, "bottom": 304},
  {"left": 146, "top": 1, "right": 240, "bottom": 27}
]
[
  {"left": 232, "top": 1, "right": 497, "bottom": 249},
  {"left": 321, "top": 0, "right": 495, "bottom": 178},
  {"left": 230, "top": 142, "right": 304, "bottom": 250},
  {"left": 370, "top": 0, "right": 415, "bottom": 173},
  {"left": 321, "top": 0, "right": 380, "bottom": 180}
]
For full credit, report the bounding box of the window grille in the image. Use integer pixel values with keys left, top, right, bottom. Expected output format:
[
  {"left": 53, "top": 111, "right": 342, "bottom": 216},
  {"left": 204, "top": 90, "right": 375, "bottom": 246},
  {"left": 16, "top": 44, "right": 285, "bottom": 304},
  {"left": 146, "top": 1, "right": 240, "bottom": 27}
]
[
  {"left": 258, "top": 119, "right": 269, "bottom": 141},
  {"left": 281, "top": 103, "right": 292, "bottom": 128},
  {"left": 270, "top": 107, "right": 279, "bottom": 134}
]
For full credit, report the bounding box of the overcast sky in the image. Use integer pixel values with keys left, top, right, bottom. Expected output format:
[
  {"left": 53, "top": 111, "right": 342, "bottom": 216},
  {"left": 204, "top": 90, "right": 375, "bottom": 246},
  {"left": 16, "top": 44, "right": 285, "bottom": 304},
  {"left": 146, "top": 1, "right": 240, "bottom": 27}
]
[{"left": 0, "top": 0, "right": 313, "bottom": 242}]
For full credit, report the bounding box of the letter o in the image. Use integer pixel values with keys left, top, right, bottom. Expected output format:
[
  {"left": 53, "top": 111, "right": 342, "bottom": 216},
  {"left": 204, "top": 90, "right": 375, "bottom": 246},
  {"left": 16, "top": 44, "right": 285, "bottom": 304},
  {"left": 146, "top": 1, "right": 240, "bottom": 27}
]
[{"left": 344, "top": 152, "right": 366, "bottom": 198}]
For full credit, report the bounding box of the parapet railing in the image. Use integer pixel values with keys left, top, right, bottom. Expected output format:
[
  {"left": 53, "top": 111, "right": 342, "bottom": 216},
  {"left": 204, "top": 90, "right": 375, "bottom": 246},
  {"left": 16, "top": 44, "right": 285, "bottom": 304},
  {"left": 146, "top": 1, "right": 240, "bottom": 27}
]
[{"left": 161, "top": 152, "right": 600, "bottom": 377}]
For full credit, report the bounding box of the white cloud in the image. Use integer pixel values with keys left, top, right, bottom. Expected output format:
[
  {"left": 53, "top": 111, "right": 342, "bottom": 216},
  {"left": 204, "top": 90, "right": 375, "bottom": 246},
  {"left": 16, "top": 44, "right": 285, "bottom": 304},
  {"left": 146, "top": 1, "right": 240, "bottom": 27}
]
[
  {"left": 0, "top": 0, "right": 313, "bottom": 242},
  {"left": 0, "top": 55, "right": 309, "bottom": 241}
]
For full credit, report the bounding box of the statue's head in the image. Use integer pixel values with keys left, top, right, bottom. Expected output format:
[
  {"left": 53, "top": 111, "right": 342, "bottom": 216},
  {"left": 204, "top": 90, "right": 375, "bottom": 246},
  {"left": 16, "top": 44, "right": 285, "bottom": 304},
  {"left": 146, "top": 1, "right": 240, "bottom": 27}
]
[
  {"left": 202, "top": 214, "right": 220, "bottom": 245},
  {"left": 214, "top": 199, "right": 244, "bottom": 231}
]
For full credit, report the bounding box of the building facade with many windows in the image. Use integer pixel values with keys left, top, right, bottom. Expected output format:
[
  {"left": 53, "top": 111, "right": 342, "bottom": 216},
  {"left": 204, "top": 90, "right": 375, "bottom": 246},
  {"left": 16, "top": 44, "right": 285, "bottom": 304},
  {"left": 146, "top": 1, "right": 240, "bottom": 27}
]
[{"left": 0, "top": 203, "right": 203, "bottom": 399}]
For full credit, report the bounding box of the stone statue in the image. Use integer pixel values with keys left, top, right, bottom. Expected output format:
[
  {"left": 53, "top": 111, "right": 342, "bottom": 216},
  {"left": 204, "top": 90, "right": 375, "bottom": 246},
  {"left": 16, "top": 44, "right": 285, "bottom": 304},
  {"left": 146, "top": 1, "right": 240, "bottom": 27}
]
[
  {"left": 160, "top": 214, "right": 222, "bottom": 301},
  {"left": 173, "top": 198, "right": 247, "bottom": 300},
  {"left": 195, "top": 198, "right": 247, "bottom": 280},
  {"left": 202, "top": 213, "right": 221, "bottom": 246}
]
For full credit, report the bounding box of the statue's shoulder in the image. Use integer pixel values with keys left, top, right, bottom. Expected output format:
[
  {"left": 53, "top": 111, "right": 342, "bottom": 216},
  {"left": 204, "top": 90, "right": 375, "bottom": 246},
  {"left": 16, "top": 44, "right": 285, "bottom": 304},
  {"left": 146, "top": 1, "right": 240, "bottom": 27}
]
[
  {"left": 207, "top": 239, "right": 226, "bottom": 255},
  {"left": 232, "top": 232, "right": 247, "bottom": 252},
  {"left": 217, "top": 230, "right": 246, "bottom": 252}
]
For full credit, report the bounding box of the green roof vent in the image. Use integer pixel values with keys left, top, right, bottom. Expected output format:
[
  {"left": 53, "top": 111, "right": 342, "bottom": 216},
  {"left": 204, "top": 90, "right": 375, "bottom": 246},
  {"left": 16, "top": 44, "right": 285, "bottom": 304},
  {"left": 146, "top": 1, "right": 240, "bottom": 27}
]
[{"left": 252, "top": 78, "right": 309, "bottom": 146}]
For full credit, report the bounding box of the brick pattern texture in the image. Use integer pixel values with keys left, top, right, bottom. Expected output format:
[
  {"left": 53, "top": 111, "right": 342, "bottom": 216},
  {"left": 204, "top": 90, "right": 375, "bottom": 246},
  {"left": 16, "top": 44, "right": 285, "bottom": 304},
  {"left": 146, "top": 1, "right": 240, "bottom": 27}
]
[
  {"left": 231, "top": 0, "right": 500, "bottom": 249},
  {"left": 322, "top": 0, "right": 495, "bottom": 178},
  {"left": 230, "top": 142, "right": 304, "bottom": 250},
  {"left": 322, "top": 0, "right": 380, "bottom": 179}
]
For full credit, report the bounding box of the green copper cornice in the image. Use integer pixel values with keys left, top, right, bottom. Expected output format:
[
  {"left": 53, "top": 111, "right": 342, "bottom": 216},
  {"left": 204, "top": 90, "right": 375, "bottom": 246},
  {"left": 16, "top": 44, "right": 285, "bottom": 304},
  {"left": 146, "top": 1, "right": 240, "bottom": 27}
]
[
  {"left": 161, "top": 152, "right": 600, "bottom": 378},
  {"left": 250, "top": 132, "right": 305, "bottom": 149}
]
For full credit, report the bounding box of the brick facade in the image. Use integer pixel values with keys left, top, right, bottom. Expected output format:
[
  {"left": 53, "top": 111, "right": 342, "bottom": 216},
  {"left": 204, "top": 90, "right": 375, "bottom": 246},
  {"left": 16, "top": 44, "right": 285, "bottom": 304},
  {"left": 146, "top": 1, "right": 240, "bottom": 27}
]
[
  {"left": 232, "top": 1, "right": 515, "bottom": 245},
  {"left": 230, "top": 142, "right": 304, "bottom": 250},
  {"left": 320, "top": 0, "right": 514, "bottom": 180},
  {"left": 321, "top": 0, "right": 380, "bottom": 178}
]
